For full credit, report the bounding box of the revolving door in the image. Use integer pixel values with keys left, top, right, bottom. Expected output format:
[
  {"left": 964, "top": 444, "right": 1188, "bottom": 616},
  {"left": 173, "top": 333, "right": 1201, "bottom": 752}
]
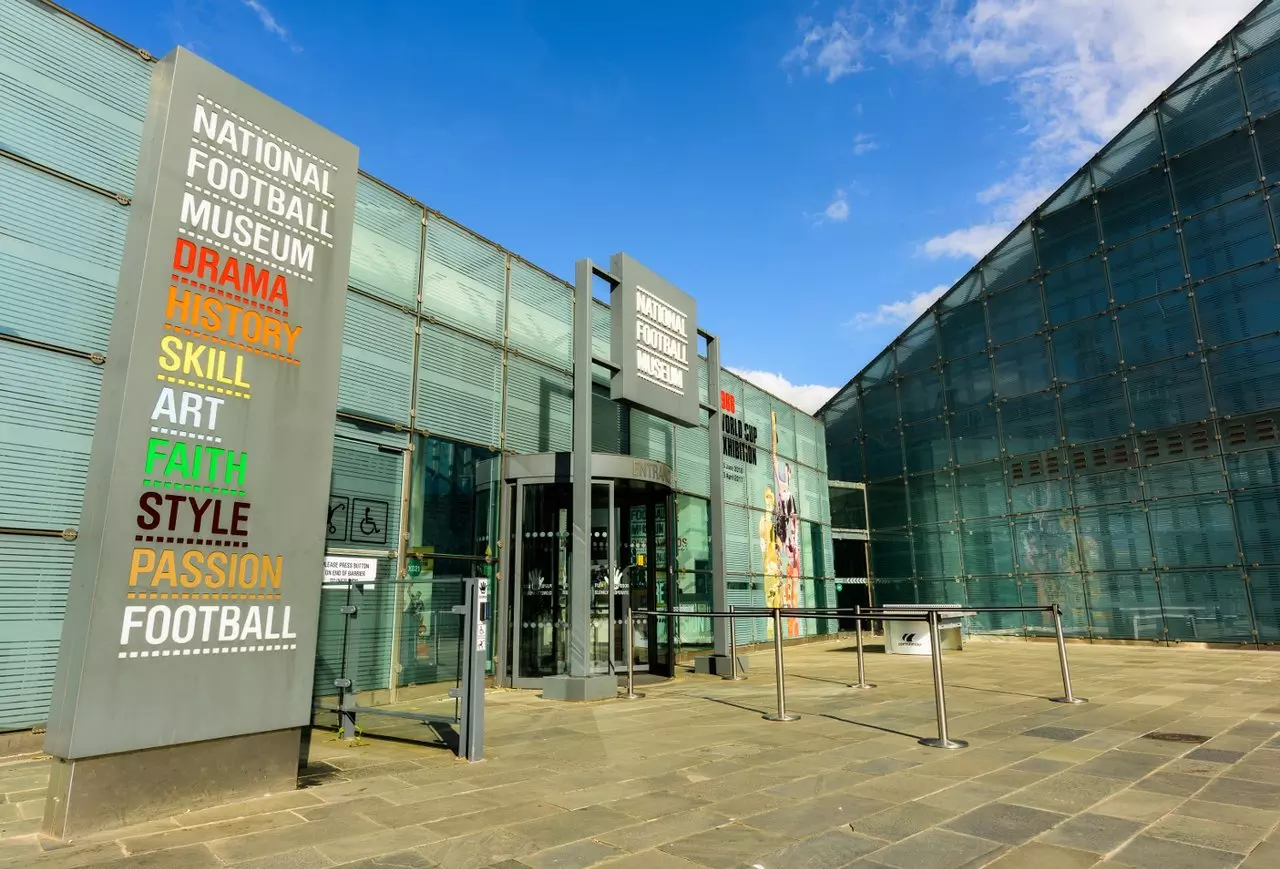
[{"left": 479, "top": 453, "right": 676, "bottom": 691}]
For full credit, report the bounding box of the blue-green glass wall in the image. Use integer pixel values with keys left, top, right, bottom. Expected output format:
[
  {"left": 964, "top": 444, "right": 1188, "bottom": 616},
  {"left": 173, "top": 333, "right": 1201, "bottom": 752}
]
[
  {"left": 0, "top": 0, "right": 833, "bottom": 730},
  {"left": 821, "top": 0, "right": 1280, "bottom": 647}
]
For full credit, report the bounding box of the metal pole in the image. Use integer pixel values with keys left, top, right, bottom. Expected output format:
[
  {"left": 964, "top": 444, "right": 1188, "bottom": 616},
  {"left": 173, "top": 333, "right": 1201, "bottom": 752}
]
[
  {"left": 849, "top": 604, "right": 875, "bottom": 690},
  {"left": 763, "top": 608, "right": 799, "bottom": 721},
  {"left": 1050, "top": 604, "right": 1087, "bottom": 704},
  {"left": 919, "top": 610, "right": 967, "bottom": 749},
  {"left": 725, "top": 605, "right": 745, "bottom": 681},
  {"left": 621, "top": 605, "right": 643, "bottom": 700}
]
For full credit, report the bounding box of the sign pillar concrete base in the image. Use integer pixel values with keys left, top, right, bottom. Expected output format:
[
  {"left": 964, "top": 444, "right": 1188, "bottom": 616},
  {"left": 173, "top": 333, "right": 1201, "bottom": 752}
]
[
  {"left": 541, "top": 675, "right": 617, "bottom": 702},
  {"left": 694, "top": 654, "right": 748, "bottom": 676},
  {"left": 42, "top": 729, "right": 302, "bottom": 841}
]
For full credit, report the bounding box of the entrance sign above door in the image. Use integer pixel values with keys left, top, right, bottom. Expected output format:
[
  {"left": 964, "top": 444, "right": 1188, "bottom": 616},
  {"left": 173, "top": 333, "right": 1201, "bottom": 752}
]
[{"left": 609, "top": 253, "right": 700, "bottom": 428}]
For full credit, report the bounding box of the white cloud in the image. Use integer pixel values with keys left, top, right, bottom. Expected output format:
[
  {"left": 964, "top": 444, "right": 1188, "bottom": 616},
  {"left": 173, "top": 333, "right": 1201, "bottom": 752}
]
[
  {"left": 822, "top": 188, "right": 850, "bottom": 222},
  {"left": 850, "top": 284, "right": 949, "bottom": 329},
  {"left": 243, "top": 0, "right": 292, "bottom": 43},
  {"left": 853, "top": 132, "right": 879, "bottom": 155},
  {"left": 728, "top": 369, "right": 840, "bottom": 414},
  {"left": 782, "top": 12, "right": 869, "bottom": 82},
  {"left": 790, "top": 1, "right": 1258, "bottom": 260}
]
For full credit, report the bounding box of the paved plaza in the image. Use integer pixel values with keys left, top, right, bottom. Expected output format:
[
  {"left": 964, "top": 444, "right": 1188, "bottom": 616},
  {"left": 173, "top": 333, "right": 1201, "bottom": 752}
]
[{"left": 2, "top": 638, "right": 1278, "bottom": 869}]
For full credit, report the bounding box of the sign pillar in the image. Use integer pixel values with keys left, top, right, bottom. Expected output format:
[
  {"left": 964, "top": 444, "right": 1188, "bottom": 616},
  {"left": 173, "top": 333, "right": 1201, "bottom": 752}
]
[
  {"left": 697, "top": 332, "right": 737, "bottom": 675},
  {"left": 41, "top": 48, "right": 357, "bottom": 838}
]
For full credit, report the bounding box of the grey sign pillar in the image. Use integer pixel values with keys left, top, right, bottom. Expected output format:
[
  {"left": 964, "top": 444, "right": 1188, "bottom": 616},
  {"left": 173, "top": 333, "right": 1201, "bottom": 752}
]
[
  {"left": 40, "top": 48, "right": 357, "bottom": 838},
  {"left": 541, "top": 260, "right": 615, "bottom": 701},
  {"left": 694, "top": 332, "right": 738, "bottom": 676}
]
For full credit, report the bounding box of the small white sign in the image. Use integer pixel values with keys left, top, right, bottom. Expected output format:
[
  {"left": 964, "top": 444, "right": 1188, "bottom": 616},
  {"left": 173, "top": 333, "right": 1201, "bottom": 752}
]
[
  {"left": 475, "top": 620, "right": 487, "bottom": 651},
  {"left": 477, "top": 577, "right": 489, "bottom": 603},
  {"left": 323, "top": 556, "right": 378, "bottom": 588}
]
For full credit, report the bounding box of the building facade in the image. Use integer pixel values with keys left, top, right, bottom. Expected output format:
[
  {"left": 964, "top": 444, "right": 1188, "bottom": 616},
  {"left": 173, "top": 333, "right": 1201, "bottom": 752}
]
[
  {"left": 0, "top": 0, "right": 835, "bottom": 733},
  {"left": 820, "top": 0, "right": 1280, "bottom": 648}
]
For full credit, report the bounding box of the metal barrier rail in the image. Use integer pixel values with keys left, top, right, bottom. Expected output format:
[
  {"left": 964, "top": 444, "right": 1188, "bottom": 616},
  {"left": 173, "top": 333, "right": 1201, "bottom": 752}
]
[{"left": 627, "top": 602, "right": 1087, "bottom": 749}]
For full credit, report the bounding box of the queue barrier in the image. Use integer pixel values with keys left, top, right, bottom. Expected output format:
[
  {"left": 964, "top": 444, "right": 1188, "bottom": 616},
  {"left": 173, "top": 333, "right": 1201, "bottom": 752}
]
[{"left": 626, "top": 602, "right": 1086, "bottom": 750}]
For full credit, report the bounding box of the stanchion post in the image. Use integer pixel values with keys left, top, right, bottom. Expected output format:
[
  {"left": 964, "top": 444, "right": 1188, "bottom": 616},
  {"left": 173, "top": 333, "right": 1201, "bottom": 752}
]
[
  {"left": 763, "top": 608, "right": 799, "bottom": 722},
  {"left": 919, "top": 610, "right": 967, "bottom": 749},
  {"left": 1050, "top": 603, "right": 1087, "bottom": 704},
  {"left": 725, "top": 606, "right": 745, "bottom": 681},
  {"left": 849, "top": 604, "right": 875, "bottom": 690},
  {"left": 621, "top": 605, "right": 643, "bottom": 700}
]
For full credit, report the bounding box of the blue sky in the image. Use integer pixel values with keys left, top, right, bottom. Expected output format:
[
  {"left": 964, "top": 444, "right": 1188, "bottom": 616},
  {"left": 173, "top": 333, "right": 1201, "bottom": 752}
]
[{"left": 70, "top": 0, "right": 1258, "bottom": 410}]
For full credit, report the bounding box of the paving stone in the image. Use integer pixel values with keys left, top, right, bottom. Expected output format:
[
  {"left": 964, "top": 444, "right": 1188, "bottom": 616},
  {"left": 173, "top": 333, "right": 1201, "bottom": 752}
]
[
  {"left": 848, "top": 803, "right": 958, "bottom": 843},
  {"left": 1002, "top": 773, "right": 1129, "bottom": 814},
  {"left": 519, "top": 838, "right": 623, "bottom": 869},
  {"left": 750, "top": 828, "right": 883, "bottom": 869},
  {"left": 916, "top": 781, "right": 1015, "bottom": 812},
  {"left": 120, "top": 811, "right": 309, "bottom": 854},
  {"left": 859, "top": 829, "right": 1004, "bottom": 869},
  {"left": 981, "top": 842, "right": 1100, "bottom": 869},
  {"left": 741, "top": 796, "right": 893, "bottom": 839},
  {"left": 1109, "top": 835, "right": 1242, "bottom": 869},
  {"left": 658, "top": 823, "right": 793, "bottom": 868},
  {"left": 588, "top": 851, "right": 703, "bottom": 869},
  {"left": 943, "top": 802, "right": 1068, "bottom": 845},
  {"left": 422, "top": 829, "right": 539, "bottom": 869},
  {"left": 1240, "top": 841, "right": 1280, "bottom": 869},
  {"left": 232, "top": 846, "right": 336, "bottom": 868},
  {"left": 1132, "top": 771, "right": 1209, "bottom": 798},
  {"left": 208, "top": 814, "right": 384, "bottom": 863},
  {"left": 1091, "top": 789, "right": 1185, "bottom": 823},
  {"left": 1147, "top": 814, "right": 1265, "bottom": 854},
  {"left": 87, "top": 844, "right": 224, "bottom": 869},
  {"left": 1186, "top": 748, "right": 1246, "bottom": 765},
  {"left": 1172, "top": 798, "right": 1280, "bottom": 830},
  {"left": 596, "top": 810, "right": 732, "bottom": 853},
  {"left": 317, "top": 825, "right": 443, "bottom": 864},
  {"left": 606, "top": 790, "right": 709, "bottom": 821},
  {"left": 1024, "top": 727, "right": 1092, "bottom": 743},
  {"left": 0, "top": 841, "right": 126, "bottom": 869},
  {"left": 1197, "top": 776, "right": 1280, "bottom": 811},
  {"left": 508, "top": 806, "right": 633, "bottom": 851},
  {"left": 1075, "top": 751, "right": 1171, "bottom": 782}
]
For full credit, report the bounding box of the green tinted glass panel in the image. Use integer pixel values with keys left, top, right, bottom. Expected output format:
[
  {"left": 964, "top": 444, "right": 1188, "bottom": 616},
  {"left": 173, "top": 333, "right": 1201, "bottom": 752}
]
[
  {"left": 951, "top": 405, "right": 1001, "bottom": 465},
  {"left": 1209, "top": 334, "right": 1280, "bottom": 416},
  {"left": 1053, "top": 316, "right": 1118, "bottom": 382},
  {"left": 1085, "top": 572, "right": 1163, "bottom": 640},
  {"left": 1128, "top": 357, "right": 1211, "bottom": 431},
  {"left": 994, "top": 337, "right": 1051, "bottom": 397},
  {"left": 904, "top": 417, "right": 949, "bottom": 473},
  {"left": 1060, "top": 374, "right": 1128, "bottom": 443},
  {"left": 955, "top": 461, "right": 1006, "bottom": 519},
  {"left": 938, "top": 300, "right": 988, "bottom": 358},
  {"left": 1105, "top": 228, "right": 1186, "bottom": 304},
  {"left": 1093, "top": 114, "right": 1161, "bottom": 187},
  {"left": 507, "top": 261, "right": 572, "bottom": 370},
  {"left": 423, "top": 216, "right": 506, "bottom": 343},
  {"left": 1182, "top": 196, "right": 1274, "bottom": 281},
  {"left": 830, "top": 486, "right": 867, "bottom": 530},
  {"left": 677, "top": 494, "right": 711, "bottom": 571},
  {"left": 1116, "top": 292, "right": 1196, "bottom": 365},
  {"left": 908, "top": 470, "right": 954, "bottom": 525},
  {"left": 944, "top": 352, "right": 993, "bottom": 411},
  {"left": 867, "top": 478, "right": 909, "bottom": 529},
  {"left": 1251, "top": 568, "right": 1280, "bottom": 642},
  {"left": 674, "top": 415, "right": 710, "bottom": 497},
  {"left": 1144, "top": 456, "right": 1225, "bottom": 499},
  {"left": 1233, "top": 489, "right": 1280, "bottom": 565},
  {"left": 864, "top": 428, "right": 903, "bottom": 480},
  {"left": 503, "top": 356, "right": 572, "bottom": 453},
  {"left": 337, "top": 293, "right": 414, "bottom": 426},
  {"left": 0, "top": 534, "right": 71, "bottom": 728},
  {"left": 0, "top": 0, "right": 149, "bottom": 194},
  {"left": 417, "top": 322, "right": 503, "bottom": 448},
  {"left": 1037, "top": 198, "right": 1099, "bottom": 269},
  {"left": 349, "top": 176, "right": 421, "bottom": 307},
  {"left": 1195, "top": 263, "right": 1280, "bottom": 346},
  {"left": 1160, "top": 67, "right": 1246, "bottom": 155},
  {"left": 1169, "top": 130, "right": 1259, "bottom": 215},
  {"left": 723, "top": 504, "right": 750, "bottom": 573},
  {"left": 895, "top": 316, "right": 938, "bottom": 374},
  {"left": 1158, "top": 570, "right": 1253, "bottom": 641},
  {"left": 1098, "top": 168, "right": 1174, "bottom": 246},
  {"left": 0, "top": 343, "right": 99, "bottom": 530},
  {"left": 982, "top": 226, "right": 1036, "bottom": 293},
  {"left": 0, "top": 158, "right": 125, "bottom": 354},
  {"left": 987, "top": 281, "right": 1043, "bottom": 345},
  {"left": 630, "top": 409, "right": 673, "bottom": 466},
  {"left": 330, "top": 438, "right": 403, "bottom": 550},
  {"left": 871, "top": 532, "right": 913, "bottom": 576},
  {"left": 914, "top": 526, "right": 962, "bottom": 577},
  {"left": 960, "top": 518, "right": 1013, "bottom": 575},
  {"left": 1014, "top": 512, "right": 1077, "bottom": 574},
  {"left": 1078, "top": 507, "right": 1151, "bottom": 571},
  {"left": 899, "top": 369, "right": 942, "bottom": 422},
  {"left": 1045, "top": 256, "right": 1109, "bottom": 325},
  {"left": 1000, "top": 391, "right": 1059, "bottom": 453},
  {"left": 1149, "top": 498, "right": 1238, "bottom": 567},
  {"left": 1072, "top": 467, "right": 1142, "bottom": 507}
]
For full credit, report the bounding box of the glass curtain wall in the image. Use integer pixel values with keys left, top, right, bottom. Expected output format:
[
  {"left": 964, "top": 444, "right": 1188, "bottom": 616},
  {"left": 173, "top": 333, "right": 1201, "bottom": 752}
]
[{"left": 820, "top": 0, "right": 1280, "bottom": 647}]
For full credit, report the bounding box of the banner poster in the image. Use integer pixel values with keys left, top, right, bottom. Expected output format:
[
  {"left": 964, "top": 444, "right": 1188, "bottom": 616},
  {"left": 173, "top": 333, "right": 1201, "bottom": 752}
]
[{"left": 758, "top": 411, "right": 803, "bottom": 638}]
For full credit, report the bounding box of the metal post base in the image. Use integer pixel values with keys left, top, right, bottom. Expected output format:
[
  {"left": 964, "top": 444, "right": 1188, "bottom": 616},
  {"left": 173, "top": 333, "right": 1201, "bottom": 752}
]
[
  {"left": 919, "top": 736, "right": 968, "bottom": 749},
  {"left": 620, "top": 690, "right": 645, "bottom": 700},
  {"left": 763, "top": 712, "right": 801, "bottom": 722},
  {"left": 723, "top": 674, "right": 747, "bottom": 682},
  {"left": 1050, "top": 696, "right": 1088, "bottom": 704},
  {"left": 848, "top": 682, "right": 877, "bottom": 690}
]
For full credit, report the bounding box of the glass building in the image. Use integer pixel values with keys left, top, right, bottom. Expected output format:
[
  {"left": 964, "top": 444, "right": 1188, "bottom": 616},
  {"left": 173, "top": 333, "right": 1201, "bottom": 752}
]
[
  {"left": 819, "top": 0, "right": 1280, "bottom": 648},
  {"left": 0, "top": 0, "right": 835, "bottom": 733}
]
